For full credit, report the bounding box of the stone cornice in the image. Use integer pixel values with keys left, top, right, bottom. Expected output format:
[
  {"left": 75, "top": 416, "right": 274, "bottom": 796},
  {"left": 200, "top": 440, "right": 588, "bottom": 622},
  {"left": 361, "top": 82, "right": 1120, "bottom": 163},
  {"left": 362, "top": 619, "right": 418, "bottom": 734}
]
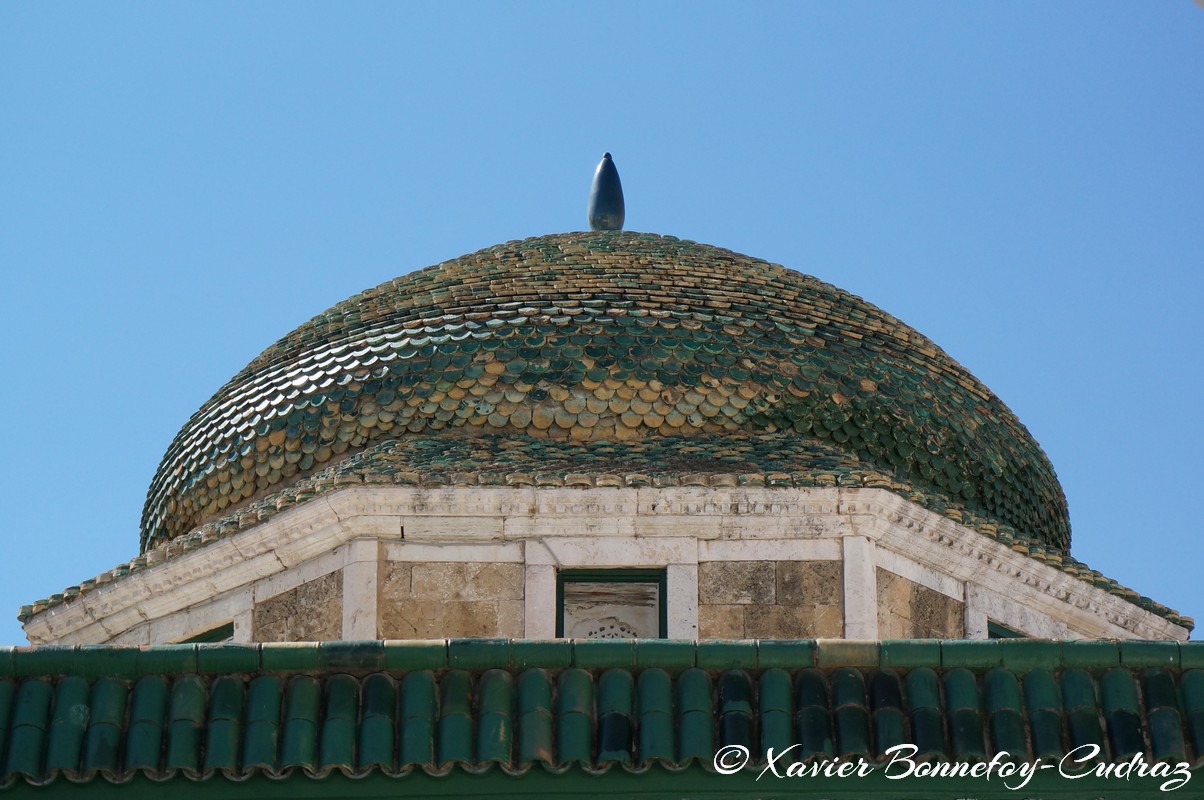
[{"left": 23, "top": 487, "right": 1189, "bottom": 644}]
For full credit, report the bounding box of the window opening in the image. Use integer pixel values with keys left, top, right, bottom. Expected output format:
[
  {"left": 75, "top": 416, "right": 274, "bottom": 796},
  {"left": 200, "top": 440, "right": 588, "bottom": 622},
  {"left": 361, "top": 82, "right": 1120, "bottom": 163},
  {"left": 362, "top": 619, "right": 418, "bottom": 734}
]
[
  {"left": 557, "top": 568, "right": 667, "bottom": 639},
  {"left": 181, "top": 622, "right": 234, "bottom": 643},
  {"left": 987, "top": 620, "right": 1025, "bottom": 639}
]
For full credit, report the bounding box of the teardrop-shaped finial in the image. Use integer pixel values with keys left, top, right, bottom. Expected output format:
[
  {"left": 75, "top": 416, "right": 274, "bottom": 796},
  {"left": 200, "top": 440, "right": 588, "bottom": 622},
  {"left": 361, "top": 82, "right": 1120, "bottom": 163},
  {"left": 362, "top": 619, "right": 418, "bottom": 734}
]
[{"left": 588, "top": 152, "right": 624, "bottom": 231}]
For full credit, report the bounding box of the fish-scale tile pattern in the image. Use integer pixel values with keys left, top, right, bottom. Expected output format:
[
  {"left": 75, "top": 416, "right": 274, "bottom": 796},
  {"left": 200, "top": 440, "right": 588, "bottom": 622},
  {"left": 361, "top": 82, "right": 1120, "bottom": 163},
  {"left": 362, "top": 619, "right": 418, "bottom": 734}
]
[
  {"left": 1, "top": 640, "right": 1202, "bottom": 787},
  {"left": 141, "top": 232, "right": 1068, "bottom": 554}
]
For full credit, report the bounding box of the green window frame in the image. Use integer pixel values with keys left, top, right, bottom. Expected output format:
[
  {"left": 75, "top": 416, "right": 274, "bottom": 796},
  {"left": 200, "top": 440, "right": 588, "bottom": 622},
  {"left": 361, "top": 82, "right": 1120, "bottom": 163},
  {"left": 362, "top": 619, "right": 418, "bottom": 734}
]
[
  {"left": 556, "top": 568, "right": 668, "bottom": 639},
  {"left": 987, "top": 620, "right": 1025, "bottom": 639},
  {"left": 180, "top": 622, "right": 234, "bottom": 643}
]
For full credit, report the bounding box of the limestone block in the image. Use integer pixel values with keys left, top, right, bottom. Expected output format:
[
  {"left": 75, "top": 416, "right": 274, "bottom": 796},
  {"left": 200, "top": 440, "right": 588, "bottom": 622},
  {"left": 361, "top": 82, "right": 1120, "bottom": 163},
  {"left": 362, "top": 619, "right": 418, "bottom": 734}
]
[
  {"left": 253, "top": 570, "right": 342, "bottom": 642},
  {"left": 381, "top": 562, "right": 413, "bottom": 601},
  {"left": 409, "top": 562, "right": 524, "bottom": 601},
  {"left": 698, "top": 604, "right": 744, "bottom": 639},
  {"left": 381, "top": 599, "right": 498, "bottom": 639},
  {"left": 912, "top": 583, "right": 965, "bottom": 638},
  {"left": 876, "top": 568, "right": 964, "bottom": 639},
  {"left": 698, "top": 561, "right": 775, "bottom": 605},
  {"left": 777, "top": 561, "right": 842, "bottom": 607},
  {"left": 809, "top": 604, "right": 844, "bottom": 638},
  {"left": 497, "top": 600, "right": 525, "bottom": 638},
  {"left": 402, "top": 517, "right": 503, "bottom": 541}
]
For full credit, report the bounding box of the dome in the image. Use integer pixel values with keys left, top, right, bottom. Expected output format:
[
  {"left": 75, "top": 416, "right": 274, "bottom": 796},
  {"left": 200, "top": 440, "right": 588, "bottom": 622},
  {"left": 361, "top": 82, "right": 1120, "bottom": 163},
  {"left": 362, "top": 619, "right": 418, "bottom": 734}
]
[{"left": 142, "top": 231, "right": 1068, "bottom": 554}]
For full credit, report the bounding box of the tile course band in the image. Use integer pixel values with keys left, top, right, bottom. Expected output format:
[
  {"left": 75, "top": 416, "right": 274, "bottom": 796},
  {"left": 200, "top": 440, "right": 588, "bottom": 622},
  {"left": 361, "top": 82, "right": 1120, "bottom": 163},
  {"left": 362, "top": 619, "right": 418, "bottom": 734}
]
[{"left": 0, "top": 639, "right": 1201, "bottom": 789}]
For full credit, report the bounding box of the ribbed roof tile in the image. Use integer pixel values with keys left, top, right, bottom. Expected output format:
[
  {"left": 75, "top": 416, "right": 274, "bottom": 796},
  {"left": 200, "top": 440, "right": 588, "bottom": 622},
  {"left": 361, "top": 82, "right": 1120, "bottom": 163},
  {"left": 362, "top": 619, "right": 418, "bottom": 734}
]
[{"left": 1, "top": 640, "right": 1201, "bottom": 789}]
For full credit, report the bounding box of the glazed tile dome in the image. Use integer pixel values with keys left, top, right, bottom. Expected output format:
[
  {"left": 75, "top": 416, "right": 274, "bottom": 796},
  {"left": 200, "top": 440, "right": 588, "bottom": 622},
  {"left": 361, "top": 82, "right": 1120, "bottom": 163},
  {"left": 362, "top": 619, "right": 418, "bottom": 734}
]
[{"left": 142, "top": 231, "right": 1069, "bottom": 553}]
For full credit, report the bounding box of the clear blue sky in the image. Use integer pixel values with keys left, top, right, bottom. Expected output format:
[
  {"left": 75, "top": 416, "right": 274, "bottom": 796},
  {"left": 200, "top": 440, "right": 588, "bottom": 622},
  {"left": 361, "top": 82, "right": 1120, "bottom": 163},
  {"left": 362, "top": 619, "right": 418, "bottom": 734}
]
[{"left": 1, "top": 3, "right": 1201, "bottom": 645}]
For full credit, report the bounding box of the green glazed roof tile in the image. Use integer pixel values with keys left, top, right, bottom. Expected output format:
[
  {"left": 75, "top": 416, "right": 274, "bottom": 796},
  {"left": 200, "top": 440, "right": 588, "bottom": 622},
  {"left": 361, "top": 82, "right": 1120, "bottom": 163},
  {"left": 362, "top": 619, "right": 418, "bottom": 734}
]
[
  {"left": 942, "top": 639, "right": 1005, "bottom": 669},
  {"left": 757, "top": 669, "right": 793, "bottom": 756},
  {"left": 398, "top": 671, "right": 436, "bottom": 769},
  {"left": 5, "top": 679, "right": 51, "bottom": 778},
  {"left": 449, "top": 638, "right": 511, "bottom": 671},
  {"left": 879, "top": 639, "right": 939, "bottom": 669},
  {"left": 320, "top": 673, "right": 360, "bottom": 771},
  {"left": 636, "top": 668, "right": 675, "bottom": 763},
  {"left": 44, "top": 676, "right": 89, "bottom": 773},
  {"left": 516, "top": 669, "right": 554, "bottom": 766},
  {"left": 511, "top": 640, "right": 573, "bottom": 670},
  {"left": 165, "top": 675, "right": 206, "bottom": 771},
  {"left": 676, "top": 669, "right": 714, "bottom": 763},
  {"left": 696, "top": 640, "right": 757, "bottom": 671},
  {"left": 1062, "top": 668, "right": 1107, "bottom": 754},
  {"left": 995, "top": 638, "right": 1062, "bottom": 671},
  {"left": 280, "top": 675, "right": 320, "bottom": 770},
  {"left": 1062, "top": 640, "right": 1122, "bottom": 670},
  {"left": 124, "top": 677, "right": 168, "bottom": 771},
  {"left": 794, "top": 668, "right": 835, "bottom": 758},
  {"left": 357, "top": 672, "right": 396, "bottom": 771},
  {"left": 1101, "top": 667, "right": 1144, "bottom": 760},
  {"left": 1120, "top": 639, "right": 1180, "bottom": 669},
  {"left": 572, "top": 639, "right": 636, "bottom": 669},
  {"left": 757, "top": 639, "right": 817, "bottom": 669},
  {"left": 867, "top": 669, "right": 908, "bottom": 755},
  {"left": 203, "top": 675, "right": 243, "bottom": 772},
  {"left": 196, "top": 643, "right": 261, "bottom": 674},
  {"left": 241, "top": 675, "right": 282, "bottom": 771},
  {"left": 1023, "top": 669, "right": 1065, "bottom": 760},
  {"left": 137, "top": 645, "right": 198, "bottom": 676},
  {"left": 74, "top": 646, "right": 140, "bottom": 681},
  {"left": 259, "top": 642, "right": 321, "bottom": 673},
  {"left": 1182, "top": 642, "right": 1204, "bottom": 670},
  {"left": 983, "top": 669, "right": 1027, "bottom": 759},
  {"left": 555, "top": 669, "right": 593, "bottom": 766},
  {"left": 816, "top": 639, "right": 880, "bottom": 668},
  {"left": 82, "top": 677, "right": 127, "bottom": 774},
  {"left": 382, "top": 640, "right": 447, "bottom": 671},
  {"left": 0, "top": 639, "right": 1202, "bottom": 787},
  {"left": 11, "top": 646, "right": 79, "bottom": 678},
  {"left": 634, "top": 639, "right": 696, "bottom": 671},
  {"left": 320, "top": 640, "right": 386, "bottom": 672}
]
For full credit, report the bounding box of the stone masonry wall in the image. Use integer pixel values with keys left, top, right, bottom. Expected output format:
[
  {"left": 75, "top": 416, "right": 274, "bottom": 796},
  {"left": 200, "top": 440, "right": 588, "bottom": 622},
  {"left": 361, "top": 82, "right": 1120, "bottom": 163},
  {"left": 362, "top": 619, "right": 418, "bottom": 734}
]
[
  {"left": 698, "top": 561, "right": 843, "bottom": 638},
  {"left": 253, "top": 570, "right": 343, "bottom": 642},
  {"left": 877, "top": 568, "right": 964, "bottom": 638},
  {"left": 379, "top": 561, "right": 524, "bottom": 639}
]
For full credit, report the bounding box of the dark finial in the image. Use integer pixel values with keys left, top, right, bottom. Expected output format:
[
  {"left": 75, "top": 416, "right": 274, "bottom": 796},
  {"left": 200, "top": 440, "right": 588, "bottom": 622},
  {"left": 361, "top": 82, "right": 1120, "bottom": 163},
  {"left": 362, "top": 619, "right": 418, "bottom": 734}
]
[{"left": 588, "top": 152, "right": 624, "bottom": 231}]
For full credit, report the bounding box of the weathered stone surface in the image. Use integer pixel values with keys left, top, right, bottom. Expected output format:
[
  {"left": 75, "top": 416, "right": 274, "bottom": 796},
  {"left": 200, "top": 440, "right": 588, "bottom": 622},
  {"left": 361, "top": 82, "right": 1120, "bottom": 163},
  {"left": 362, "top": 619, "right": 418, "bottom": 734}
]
[
  {"left": 744, "top": 604, "right": 811, "bottom": 639},
  {"left": 698, "top": 560, "right": 843, "bottom": 639},
  {"left": 698, "top": 604, "right": 744, "bottom": 638},
  {"left": 380, "top": 560, "right": 524, "bottom": 639},
  {"left": 877, "top": 568, "right": 964, "bottom": 638},
  {"left": 410, "top": 562, "right": 524, "bottom": 601},
  {"left": 698, "top": 561, "right": 776, "bottom": 605},
  {"left": 253, "top": 570, "right": 342, "bottom": 642},
  {"left": 497, "top": 600, "right": 525, "bottom": 638},
  {"left": 380, "top": 562, "right": 412, "bottom": 603},
  {"left": 382, "top": 599, "right": 498, "bottom": 639},
  {"left": 777, "top": 561, "right": 841, "bottom": 607},
  {"left": 807, "top": 603, "right": 845, "bottom": 638}
]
